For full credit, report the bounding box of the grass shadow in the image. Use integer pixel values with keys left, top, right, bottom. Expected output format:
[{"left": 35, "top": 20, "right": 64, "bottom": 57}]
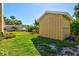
[{"left": 31, "top": 36, "right": 78, "bottom": 56}]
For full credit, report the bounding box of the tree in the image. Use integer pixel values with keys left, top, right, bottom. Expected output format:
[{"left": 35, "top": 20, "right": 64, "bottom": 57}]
[
  {"left": 4, "top": 16, "right": 22, "bottom": 25},
  {"left": 10, "top": 16, "right": 16, "bottom": 25},
  {"left": 4, "top": 16, "right": 7, "bottom": 20},
  {"left": 74, "top": 4, "right": 79, "bottom": 18},
  {"left": 71, "top": 20, "right": 79, "bottom": 35},
  {"left": 10, "top": 16, "right": 16, "bottom": 20},
  {"left": 11, "top": 26, "right": 17, "bottom": 31},
  {"left": 71, "top": 4, "right": 79, "bottom": 36},
  {"left": 33, "top": 20, "right": 39, "bottom": 33},
  {"left": 26, "top": 25, "right": 35, "bottom": 32},
  {"left": 4, "top": 17, "right": 13, "bottom": 25},
  {"left": 15, "top": 20, "right": 22, "bottom": 25},
  {"left": 26, "top": 25, "right": 29, "bottom": 32},
  {"left": 34, "top": 20, "right": 39, "bottom": 26}
]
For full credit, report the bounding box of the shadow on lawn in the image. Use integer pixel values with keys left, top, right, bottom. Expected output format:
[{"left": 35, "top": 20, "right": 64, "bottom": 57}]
[
  {"left": 31, "top": 36, "right": 60, "bottom": 56},
  {"left": 31, "top": 36, "right": 78, "bottom": 56}
]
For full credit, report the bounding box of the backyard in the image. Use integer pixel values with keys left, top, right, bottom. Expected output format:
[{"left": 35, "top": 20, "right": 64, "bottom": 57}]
[{"left": 0, "top": 31, "right": 79, "bottom": 56}]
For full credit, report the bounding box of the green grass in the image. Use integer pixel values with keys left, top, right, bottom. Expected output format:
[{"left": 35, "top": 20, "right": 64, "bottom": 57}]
[
  {"left": 0, "top": 32, "right": 40, "bottom": 56},
  {"left": 0, "top": 32, "right": 79, "bottom": 56}
]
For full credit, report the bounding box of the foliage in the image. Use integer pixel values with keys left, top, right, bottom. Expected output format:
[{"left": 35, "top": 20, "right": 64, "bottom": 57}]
[
  {"left": 71, "top": 19, "right": 79, "bottom": 35},
  {"left": 26, "top": 25, "right": 36, "bottom": 32},
  {"left": 11, "top": 26, "right": 17, "bottom": 31},
  {"left": 32, "top": 28, "right": 39, "bottom": 33},
  {"left": 71, "top": 4, "right": 79, "bottom": 36},
  {"left": 15, "top": 20, "right": 22, "bottom": 25},
  {"left": 31, "top": 36, "right": 79, "bottom": 55},
  {"left": 10, "top": 16, "right": 16, "bottom": 25},
  {"left": 34, "top": 20, "right": 39, "bottom": 26},
  {"left": 10, "top": 16, "right": 16, "bottom": 20},
  {"left": 4, "top": 16, "right": 22, "bottom": 25},
  {"left": 33, "top": 20, "right": 39, "bottom": 33},
  {"left": 4, "top": 18, "right": 13, "bottom": 25},
  {"left": 26, "top": 24, "right": 39, "bottom": 33},
  {"left": 74, "top": 4, "right": 79, "bottom": 17},
  {"left": 0, "top": 32, "right": 4, "bottom": 37}
]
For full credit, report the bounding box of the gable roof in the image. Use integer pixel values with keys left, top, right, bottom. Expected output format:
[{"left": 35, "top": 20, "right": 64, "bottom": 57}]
[{"left": 38, "top": 11, "right": 73, "bottom": 22}]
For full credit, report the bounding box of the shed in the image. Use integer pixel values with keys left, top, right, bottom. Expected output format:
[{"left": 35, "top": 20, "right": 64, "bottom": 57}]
[
  {"left": 0, "top": 3, "right": 4, "bottom": 33},
  {"left": 38, "top": 11, "right": 72, "bottom": 40}
]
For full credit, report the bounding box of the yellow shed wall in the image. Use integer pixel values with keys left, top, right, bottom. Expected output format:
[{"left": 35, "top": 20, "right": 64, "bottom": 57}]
[
  {"left": 39, "top": 13, "right": 71, "bottom": 40},
  {"left": 39, "top": 14, "right": 50, "bottom": 38},
  {"left": 61, "top": 15, "right": 71, "bottom": 39}
]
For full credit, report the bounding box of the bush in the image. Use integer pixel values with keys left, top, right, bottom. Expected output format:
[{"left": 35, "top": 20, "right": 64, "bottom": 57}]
[
  {"left": 11, "top": 26, "right": 17, "bottom": 31},
  {"left": 4, "top": 33, "right": 16, "bottom": 39},
  {"left": 32, "top": 28, "right": 39, "bottom": 34},
  {"left": 26, "top": 25, "right": 35, "bottom": 32},
  {"left": 26, "top": 25, "right": 39, "bottom": 34},
  {"left": 71, "top": 18, "right": 79, "bottom": 36},
  {"left": 0, "top": 32, "right": 4, "bottom": 37}
]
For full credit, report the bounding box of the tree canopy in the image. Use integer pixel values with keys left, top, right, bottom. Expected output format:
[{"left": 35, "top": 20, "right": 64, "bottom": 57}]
[
  {"left": 74, "top": 3, "right": 79, "bottom": 18},
  {"left": 71, "top": 4, "right": 79, "bottom": 36},
  {"left": 4, "top": 16, "right": 22, "bottom": 25}
]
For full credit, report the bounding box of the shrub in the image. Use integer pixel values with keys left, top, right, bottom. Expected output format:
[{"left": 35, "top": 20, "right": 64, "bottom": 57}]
[
  {"left": 26, "top": 25, "right": 35, "bottom": 32},
  {"left": 71, "top": 18, "right": 79, "bottom": 36},
  {"left": 0, "top": 32, "right": 4, "bottom": 37},
  {"left": 32, "top": 28, "right": 39, "bottom": 34},
  {"left": 0, "top": 32, "right": 4, "bottom": 40},
  {"left": 4, "top": 33, "right": 16, "bottom": 39},
  {"left": 11, "top": 26, "right": 17, "bottom": 31},
  {"left": 26, "top": 25, "right": 39, "bottom": 34}
]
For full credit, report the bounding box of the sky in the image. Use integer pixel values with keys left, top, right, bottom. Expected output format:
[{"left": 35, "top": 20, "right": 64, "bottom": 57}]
[{"left": 4, "top": 3, "right": 76, "bottom": 25}]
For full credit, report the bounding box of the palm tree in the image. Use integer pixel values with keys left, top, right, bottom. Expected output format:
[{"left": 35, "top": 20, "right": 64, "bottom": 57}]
[
  {"left": 10, "top": 16, "right": 16, "bottom": 20},
  {"left": 34, "top": 20, "right": 39, "bottom": 26},
  {"left": 10, "top": 16, "right": 16, "bottom": 25},
  {"left": 33, "top": 19, "right": 39, "bottom": 33}
]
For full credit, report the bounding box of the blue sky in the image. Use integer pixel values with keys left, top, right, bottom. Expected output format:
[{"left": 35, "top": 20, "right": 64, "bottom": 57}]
[{"left": 4, "top": 3, "right": 76, "bottom": 25}]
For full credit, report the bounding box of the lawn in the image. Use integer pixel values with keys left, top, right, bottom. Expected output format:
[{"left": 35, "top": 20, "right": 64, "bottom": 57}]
[
  {"left": 0, "top": 32, "right": 40, "bottom": 56},
  {"left": 0, "top": 32, "right": 79, "bottom": 56}
]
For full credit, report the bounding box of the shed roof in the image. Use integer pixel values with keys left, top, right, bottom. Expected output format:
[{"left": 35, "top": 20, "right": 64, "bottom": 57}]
[{"left": 38, "top": 11, "right": 73, "bottom": 22}]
